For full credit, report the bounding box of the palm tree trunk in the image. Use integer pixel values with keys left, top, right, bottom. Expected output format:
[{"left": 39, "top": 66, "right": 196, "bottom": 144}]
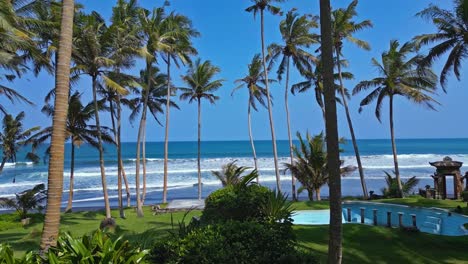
[
  {"left": 315, "top": 86, "right": 327, "bottom": 129},
  {"left": 65, "top": 143, "right": 75, "bottom": 213},
  {"left": 197, "top": 98, "right": 202, "bottom": 200},
  {"left": 335, "top": 50, "right": 368, "bottom": 199},
  {"left": 121, "top": 158, "right": 130, "bottom": 207},
  {"left": 389, "top": 95, "right": 403, "bottom": 198},
  {"left": 116, "top": 95, "right": 126, "bottom": 217},
  {"left": 142, "top": 127, "right": 147, "bottom": 204},
  {"left": 320, "top": 0, "right": 343, "bottom": 263},
  {"left": 285, "top": 56, "right": 296, "bottom": 201},
  {"left": 0, "top": 157, "right": 8, "bottom": 173},
  {"left": 307, "top": 189, "right": 314, "bottom": 201},
  {"left": 247, "top": 102, "right": 259, "bottom": 182},
  {"left": 260, "top": 9, "right": 281, "bottom": 193},
  {"left": 315, "top": 188, "right": 321, "bottom": 201},
  {"left": 40, "top": 0, "right": 74, "bottom": 251},
  {"left": 163, "top": 55, "right": 171, "bottom": 203},
  {"left": 108, "top": 97, "right": 124, "bottom": 218},
  {"left": 92, "top": 75, "right": 112, "bottom": 220}
]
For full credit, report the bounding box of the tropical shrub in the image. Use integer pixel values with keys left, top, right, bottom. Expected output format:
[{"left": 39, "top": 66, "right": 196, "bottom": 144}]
[
  {"left": 46, "top": 230, "right": 149, "bottom": 263},
  {"left": 150, "top": 220, "right": 317, "bottom": 264},
  {"left": 210, "top": 160, "right": 254, "bottom": 187},
  {"left": 0, "top": 184, "right": 46, "bottom": 220},
  {"left": 381, "top": 171, "right": 420, "bottom": 198},
  {"left": 0, "top": 243, "right": 42, "bottom": 264},
  {"left": 201, "top": 183, "right": 270, "bottom": 223},
  {"left": 461, "top": 191, "right": 468, "bottom": 202}
]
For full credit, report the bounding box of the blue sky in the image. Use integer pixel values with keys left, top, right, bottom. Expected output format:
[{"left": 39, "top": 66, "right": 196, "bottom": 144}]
[{"left": 4, "top": 0, "right": 465, "bottom": 142}]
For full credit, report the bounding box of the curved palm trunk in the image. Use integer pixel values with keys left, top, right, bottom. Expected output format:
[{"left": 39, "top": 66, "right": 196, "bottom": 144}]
[
  {"left": 320, "top": 0, "right": 343, "bottom": 263},
  {"left": 65, "top": 143, "right": 75, "bottom": 213},
  {"left": 40, "top": 0, "right": 74, "bottom": 251},
  {"left": 260, "top": 9, "right": 281, "bottom": 193},
  {"left": 92, "top": 76, "right": 112, "bottom": 219},
  {"left": 116, "top": 96, "right": 127, "bottom": 217},
  {"left": 315, "top": 86, "right": 327, "bottom": 128},
  {"left": 108, "top": 98, "right": 124, "bottom": 218},
  {"left": 389, "top": 95, "right": 403, "bottom": 198},
  {"left": 285, "top": 56, "right": 297, "bottom": 201},
  {"left": 135, "top": 116, "right": 145, "bottom": 217},
  {"left": 247, "top": 102, "right": 259, "bottom": 182},
  {"left": 315, "top": 188, "right": 321, "bottom": 201},
  {"left": 307, "top": 189, "right": 314, "bottom": 201},
  {"left": 0, "top": 157, "right": 8, "bottom": 173},
  {"left": 197, "top": 98, "right": 202, "bottom": 200},
  {"left": 335, "top": 50, "right": 368, "bottom": 199},
  {"left": 163, "top": 55, "right": 171, "bottom": 203},
  {"left": 121, "top": 158, "right": 131, "bottom": 207}
]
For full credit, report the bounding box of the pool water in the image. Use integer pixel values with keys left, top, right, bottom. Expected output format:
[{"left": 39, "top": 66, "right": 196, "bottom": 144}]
[{"left": 292, "top": 201, "right": 468, "bottom": 236}]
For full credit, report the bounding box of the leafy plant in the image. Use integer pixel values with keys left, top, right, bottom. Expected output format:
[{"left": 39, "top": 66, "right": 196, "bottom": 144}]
[
  {"left": 0, "top": 184, "right": 46, "bottom": 219},
  {"left": 260, "top": 190, "right": 294, "bottom": 224},
  {"left": 381, "top": 171, "right": 420, "bottom": 198},
  {"left": 210, "top": 160, "right": 251, "bottom": 187}
]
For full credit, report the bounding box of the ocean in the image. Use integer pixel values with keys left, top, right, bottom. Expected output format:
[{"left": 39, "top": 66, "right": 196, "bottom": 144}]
[{"left": 0, "top": 138, "right": 467, "bottom": 210}]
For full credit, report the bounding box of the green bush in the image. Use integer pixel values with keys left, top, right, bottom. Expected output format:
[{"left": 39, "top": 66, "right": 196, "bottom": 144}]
[
  {"left": 461, "top": 190, "right": 468, "bottom": 202},
  {"left": 150, "top": 220, "right": 316, "bottom": 264},
  {"left": 201, "top": 184, "right": 270, "bottom": 223}
]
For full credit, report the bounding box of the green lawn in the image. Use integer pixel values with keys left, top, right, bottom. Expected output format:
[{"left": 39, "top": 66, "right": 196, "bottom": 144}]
[{"left": 1, "top": 197, "right": 467, "bottom": 263}]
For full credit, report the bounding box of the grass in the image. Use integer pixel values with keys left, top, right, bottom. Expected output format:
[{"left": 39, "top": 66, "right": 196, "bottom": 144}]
[
  {"left": 1, "top": 197, "right": 467, "bottom": 263},
  {"left": 0, "top": 207, "right": 201, "bottom": 257}
]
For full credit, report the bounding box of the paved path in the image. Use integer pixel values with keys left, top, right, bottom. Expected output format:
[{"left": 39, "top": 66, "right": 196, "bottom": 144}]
[{"left": 166, "top": 199, "right": 205, "bottom": 210}]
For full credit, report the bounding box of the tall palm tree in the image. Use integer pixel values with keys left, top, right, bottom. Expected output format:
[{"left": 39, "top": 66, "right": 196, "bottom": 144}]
[
  {"left": 131, "top": 66, "right": 178, "bottom": 215},
  {"left": 414, "top": 0, "right": 468, "bottom": 89},
  {"left": 320, "top": 0, "right": 343, "bottom": 262},
  {"left": 161, "top": 11, "right": 199, "bottom": 204},
  {"left": 108, "top": 0, "right": 142, "bottom": 218},
  {"left": 245, "top": 0, "right": 284, "bottom": 192},
  {"left": 0, "top": 112, "right": 40, "bottom": 173},
  {"left": 268, "top": 10, "right": 319, "bottom": 200},
  {"left": 72, "top": 12, "right": 124, "bottom": 221},
  {"left": 179, "top": 59, "right": 224, "bottom": 200},
  {"left": 30, "top": 92, "right": 113, "bottom": 213},
  {"left": 232, "top": 54, "right": 271, "bottom": 177},
  {"left": 353, "top": 40, "right": 438, "bottom": 198},
  {"left": 40, "top": 0, "right": 74, "bottom": 252},
  {"left": 331, "top": 0, "right": 372, "bottom": 199}
]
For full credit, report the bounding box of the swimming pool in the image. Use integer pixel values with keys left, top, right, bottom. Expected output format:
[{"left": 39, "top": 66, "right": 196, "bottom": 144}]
[{"left": 292, "top": 201, "right": 468, "bottom": 236}]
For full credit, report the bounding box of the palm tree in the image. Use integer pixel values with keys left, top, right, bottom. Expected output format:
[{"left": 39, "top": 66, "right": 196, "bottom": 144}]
[
  {"left": 382, "top": 171, "right": 420, "bottom": 198},
  {"left": 414, "top": 0, "right": 468, "bottom": 89},
  {"left": 161, "top": 11, "right": 199, "bottom": 204},
  {"left": 108, "top": 0, "right": 142, "bottom": 217},
  {"left": 284, "top": 132, "right": 355, "bottom": 201},
  {"left": 30, "top": 92, "right": 113, "bottom": 213},
  {"left": 0, "top": 112, "right": 40, "bottom": 173},
  {"left": 353, "top": 40, "right": 438, "bottom": 198},
  {"left": 245, "top": 0, "right": 284, "bottom": 192},
  {"left": 232, "top": 54, "right": 271, "bottom": 176},
  {"left": 72, "top": 12, "right": 124, "bottom": 221},
  {"left": 40, "top": 0, "right": 75, "bottom": 251},
  {"left": 331, "top": 0, "right": 372, "bottom": 200},
  {"left": 319, "top": 0, "right": 343, "bottom": 262},
  {"left": 291, "top": 56, "right": 354, "bottom": 127},
  {"left": 0, "top": 183, "right": 47, "bottom": 220},
  {"left": 211, "top": 161, "right": 251, "bottom": 187},
  {"left": 268, "top": 10, "right": 319, "bottom": 200},
  {"left": 179, "top": 59, "right": 224, "bottom": 200},
  {"left": 131, "top": 67, "right": 178, "bottom": 215}
]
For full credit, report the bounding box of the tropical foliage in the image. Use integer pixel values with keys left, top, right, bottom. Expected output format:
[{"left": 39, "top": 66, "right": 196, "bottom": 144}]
[
  {"left": 0, "top": 183, "right": 46, "bottom": 220},
  {"left": 211, "top": 160, "right": 253, "bottom": 187},
  {"left": 382, "top": 171, "right": 420, "bottom": 198}
]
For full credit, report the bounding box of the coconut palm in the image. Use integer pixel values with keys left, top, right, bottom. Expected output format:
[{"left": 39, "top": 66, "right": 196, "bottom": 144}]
[
  {"left": 232, "top": 54, "right": 271, "bottom": 176},
  {"left": 291, "top": 56, "right": 353, "bottom": 126},
  {"left": 353, "top": 40, "right": 438, "bottom": 198},
  {"left": 40, "top": 0, "right": 75, "bottom": 251},
  {"left": 0, "top": 183, "right": 47, "bottom": 220},
  {"left": 0, "top": 112, "right": 40, "bottom": 173},
  {"left": 179, "top": 59, "right": 224, "bottom": 200},
  {"left": 381, "top": 171, "right": 420, "bottom": 198},
  {"left": 319, "top": 0, "right": 343, "bottom": 262},
  {"left": 284, "top": 132, "right": 355, "bottom": 201},
  {"left": 72, "top": 12, "right": 125, "bottom": 220},
  {"left": 245, "top": 0, "right": 284, "bottom": 192},
  {"left": 161, "top": 11, "right": 199, "bottom": 204},
  {"left": 131, "top": 66, "right": 178, "bottom": 214},
  {"left": 211, "top": 161, "right": 251, "bottom": 187},
  {"left": 331, "top": 0, "right": 372, "bottom": 199},
  {"left": 108, "top": 0, "right": 142, "bottom": 217},
  {"left": 268, "top": 10, "right": 319, "bottom": 200},
  {"left": 30, "top": 92, "right": 113, "bottom": 213},
  {"left": 414, "top": 0, "right": 468, "bottom": 89}
]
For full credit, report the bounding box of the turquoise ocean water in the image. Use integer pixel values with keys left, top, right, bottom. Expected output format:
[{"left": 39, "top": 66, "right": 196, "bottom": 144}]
[{"left": 0, "top": 138, "right": 467, "bottom": 209}]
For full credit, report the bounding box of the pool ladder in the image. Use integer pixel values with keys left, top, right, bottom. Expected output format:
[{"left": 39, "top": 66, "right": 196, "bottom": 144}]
[{"left": 420, "top": 214, "right": 442, "bottom": 234}]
